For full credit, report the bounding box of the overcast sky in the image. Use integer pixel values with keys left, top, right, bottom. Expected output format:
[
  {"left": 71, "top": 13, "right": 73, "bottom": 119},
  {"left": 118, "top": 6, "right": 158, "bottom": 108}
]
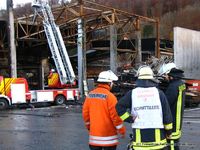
[{"left": 0, "top": 0, "right": 33, "bottom": 10}]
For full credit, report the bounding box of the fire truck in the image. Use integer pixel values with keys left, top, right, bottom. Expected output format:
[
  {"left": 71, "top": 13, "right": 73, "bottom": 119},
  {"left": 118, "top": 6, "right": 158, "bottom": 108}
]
[
  {"left": 0, "top": 1, "right": 79, "bottom": 110},
  {"left": 0, "top": 76, "right": 79, "bottom": 110},
  {"left": 185, "top": 80, "right": 200, "bottom": 107}
]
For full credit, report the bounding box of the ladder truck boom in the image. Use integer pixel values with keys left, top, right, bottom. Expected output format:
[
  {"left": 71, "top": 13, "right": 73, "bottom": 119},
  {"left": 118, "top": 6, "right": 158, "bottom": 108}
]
[{"left": 32, "top": 1, "right": 75, "bottom": 84}]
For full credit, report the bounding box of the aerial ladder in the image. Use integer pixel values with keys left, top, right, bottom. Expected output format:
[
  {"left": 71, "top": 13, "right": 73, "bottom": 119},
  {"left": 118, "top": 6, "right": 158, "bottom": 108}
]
[{"left": 32, "top": 0, "right": 75, "bottom": 85}]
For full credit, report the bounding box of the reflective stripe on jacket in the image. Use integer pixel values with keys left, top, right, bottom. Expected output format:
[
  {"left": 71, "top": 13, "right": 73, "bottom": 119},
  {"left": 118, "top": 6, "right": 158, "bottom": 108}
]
[
  {"left": 131, "top": 129, "right": 167, "bottom": 150},
  {"left": 165, "top": 80, "right": 186, "bottom": 140},
  {"left": 82, "top": 84, "right": 124, "bottom": 146},
  {"left": 116, "top": 80, "right": 173, "bottom": 149}
]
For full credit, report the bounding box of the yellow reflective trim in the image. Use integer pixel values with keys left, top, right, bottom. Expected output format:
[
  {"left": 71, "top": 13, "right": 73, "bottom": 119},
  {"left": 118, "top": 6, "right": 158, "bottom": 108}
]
[
  {"left": 170, "top": 140, "right": 175, "bottom": 150},
  {"left": 164, "top": 123, "right": 173, "bottom": 130},
  {"left": 132, "top": 139, "right": 167, "bottom": 150},
  {"left": 0, "top": 77, "right": 4, "bottom": 93},
  {"left": 136, "top": 129, "right": 141, "bottom": 143},
  {"left": 120, "top": 112, "right": 130, "bottom": 121},
  {"left": 179, "top": 84, "right": 186, "bottom": 91},
  {"left": 134, "top": 146, "right": 165, "bottom": 150},
  {"left": 2, "top": 78, "right": 14, "bottom": 95},
  {"left": 176, "top": 84, "right": 185, "bottom": 136},
  {"left": 155, "top": 129, "right": 160, "bottom": 143},
  {"left": 171, "top": 131, "right": 181, "bottom": 139}
]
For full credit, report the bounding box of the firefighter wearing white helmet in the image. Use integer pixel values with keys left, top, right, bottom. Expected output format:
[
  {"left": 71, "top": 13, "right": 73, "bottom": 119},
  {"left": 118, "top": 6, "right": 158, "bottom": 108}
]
[
  {"left": 116, "top": 65, "right": 172, "bottom": 150},
  {"left": 159, "top": 63, "right": 186, "bottom": 150},
  {"left": 97, "top": 70, "right": 118, "bottom": 82},
  {"left": 158, "top": 62, "right": 176, "bottom": 76},
  {"left": 82, "top": 70, "right": 126, "bottom": 150}
]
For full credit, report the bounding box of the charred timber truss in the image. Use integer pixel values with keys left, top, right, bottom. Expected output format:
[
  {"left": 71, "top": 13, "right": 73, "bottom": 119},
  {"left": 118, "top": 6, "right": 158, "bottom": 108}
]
[{"left": 15, "top": 0, "right": 160, "bottom": 59}]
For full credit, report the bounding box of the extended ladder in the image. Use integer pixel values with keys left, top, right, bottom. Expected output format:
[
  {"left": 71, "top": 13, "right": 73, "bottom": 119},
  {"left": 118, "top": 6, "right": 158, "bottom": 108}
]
[{"left": 32, "top": 1, "right": 75, "bottom": 84}]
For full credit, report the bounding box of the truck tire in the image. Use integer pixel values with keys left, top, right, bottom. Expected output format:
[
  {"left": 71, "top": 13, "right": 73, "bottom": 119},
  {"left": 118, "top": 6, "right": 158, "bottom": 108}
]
[
  {"left": 0, "top": 99, "right": 9, "bottom": 110},
  {"left": 55, "top": 95, "right": 66, "bottom": 105}
]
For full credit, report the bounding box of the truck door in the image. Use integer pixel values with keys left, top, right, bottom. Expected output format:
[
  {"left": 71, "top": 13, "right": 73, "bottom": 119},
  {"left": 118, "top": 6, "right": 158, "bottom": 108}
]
[{"left": 11, "top": 83, "right": 26, "bottom": 104}]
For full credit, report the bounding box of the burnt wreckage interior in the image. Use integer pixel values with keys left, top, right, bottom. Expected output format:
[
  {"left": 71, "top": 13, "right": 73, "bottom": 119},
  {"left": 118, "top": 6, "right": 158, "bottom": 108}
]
[{"left": 0, "top": 0, "right": 173, "bottom": 91}]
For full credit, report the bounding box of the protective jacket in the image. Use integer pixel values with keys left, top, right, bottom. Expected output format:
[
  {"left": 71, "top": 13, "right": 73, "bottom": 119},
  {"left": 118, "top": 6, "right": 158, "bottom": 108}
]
[
  {"left": 165, "top": 79, "right": 186, "bottom": 140},
  {"left": 82, "top": 84, "right": 124, "bottom": 147},
  {"left": 116, "top": 80, "right": 173, "bottom": 150}
]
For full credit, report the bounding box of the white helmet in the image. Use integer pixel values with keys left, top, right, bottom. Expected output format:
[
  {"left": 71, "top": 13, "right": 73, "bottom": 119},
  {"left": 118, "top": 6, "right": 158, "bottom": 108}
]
[
  {"left": 51, "top": 69, "right": 56, "bottom": 72},
  {"left": 158, "top": 63, "right": 176, "bottom": 75},
  {"left": 137, "top": 66, "right": 154, "bottom": 79},
  {"left": 97, "top": 70, "right": 118, "bottom": 83}
]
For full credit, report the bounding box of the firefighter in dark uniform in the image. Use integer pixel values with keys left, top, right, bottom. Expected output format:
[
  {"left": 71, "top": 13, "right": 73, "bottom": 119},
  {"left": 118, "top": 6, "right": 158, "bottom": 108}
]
[
  {"left": 159, "top": 63, "right": 186, "bottom": 150},
  {"left": 116, "top": 66, "right": 173, "bottom": 150}
]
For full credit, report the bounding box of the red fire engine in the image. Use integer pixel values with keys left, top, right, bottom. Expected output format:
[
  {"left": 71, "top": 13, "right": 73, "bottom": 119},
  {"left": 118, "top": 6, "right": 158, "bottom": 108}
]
[
  {"left": 0, "top": 1, "right": 80, "bottom": 110},
  {"left": 185, "top": 80, "right": 200, "bottom": 106},
  {"left": 0, "top": 76, "right": 79, "bottom": 110}
]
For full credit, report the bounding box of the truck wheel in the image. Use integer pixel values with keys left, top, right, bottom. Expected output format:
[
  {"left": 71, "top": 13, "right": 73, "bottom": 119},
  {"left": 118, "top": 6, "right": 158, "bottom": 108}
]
[
  {"left": 55, "top": 95, "right": 66, "bottom": 105},
  {"left": 0, "top": 99, "right": 9, "bottom": 110}
]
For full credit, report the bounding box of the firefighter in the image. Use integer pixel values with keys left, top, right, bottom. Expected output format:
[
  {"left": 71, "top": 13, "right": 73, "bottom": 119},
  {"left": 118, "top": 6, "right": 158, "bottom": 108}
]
[
  {"left": 159, "top": 63, "right": 186, "bottom": 150},
  {"left": 48, "top": 69, "right": 56, "bottom": 79},
  {"left": 116, "top": 65, "right": 173, "bottom": 150},
  {"left": 82, "top": 70, "right": 126, "bottom": 150}
]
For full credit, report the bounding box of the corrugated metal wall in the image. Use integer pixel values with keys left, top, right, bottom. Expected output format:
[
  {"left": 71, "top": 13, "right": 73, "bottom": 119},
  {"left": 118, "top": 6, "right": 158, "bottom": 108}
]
[{"left": 174, "top": 27, "right": 200, "bottom": 79}]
